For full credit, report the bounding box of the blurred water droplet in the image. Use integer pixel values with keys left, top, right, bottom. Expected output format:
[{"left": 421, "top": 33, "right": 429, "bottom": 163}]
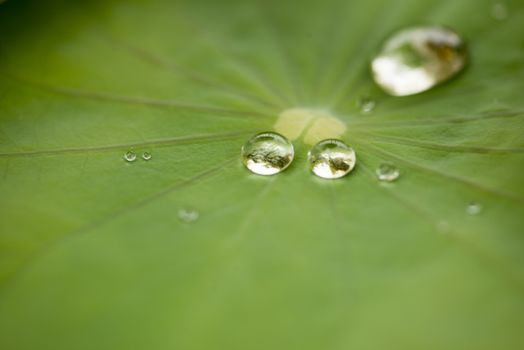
[
  {"left": 491, "top": 2, "right": 508, "bottom": 20},
  {"left": 178, "top": 208, "right": 199, "bottom": 223},
  {"left": 241, "top": 132, "right": 294, "bottom": 175},
  {"left": 308, "top": 139, "right": 356, "bottom": 179},
  {"left": 371, "top": 26, "right": 467, "bottom": 96},
  {"left": 437, "top": 220, "right": 451, "bottom": 234},
  {"left": 466, "top": 202, "right": 482, "bottom": 215},
  {"left": 123, "top": 151, "right": 136, "bottom": 162},
  {"left": 358, "top": 97, "right": 376, "bottom": 114},
  {"left": 376, "top": 162, "right": 400, "bottom": 182},
  {"left": 142, "top": 152, "right": 152, "bottom": 161}
]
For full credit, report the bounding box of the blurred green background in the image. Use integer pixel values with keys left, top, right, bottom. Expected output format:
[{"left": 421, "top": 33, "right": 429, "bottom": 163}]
[{"left": 1, "top": 0, "right": 524, "bottom": 349}]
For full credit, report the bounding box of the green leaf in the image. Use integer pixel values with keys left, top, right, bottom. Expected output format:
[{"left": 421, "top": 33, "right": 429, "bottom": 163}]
[{"left": 1, "top": 0, "right": 523, "bottom": 349}]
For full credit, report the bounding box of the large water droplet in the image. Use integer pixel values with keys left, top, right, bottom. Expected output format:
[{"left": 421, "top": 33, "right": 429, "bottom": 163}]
[
  {"left": 358, "top": 97, "right": 376, "bottom": 114},
  {"left": 123, "top": 151, "right": 137, "bottom": 162},
  {"left": 371, "top": 26, "right": 467, "bottom": 96},
  {"left": 466, "top": 202, "right": 482, "bottom": 215},
  {"left": 178, "top": 208, "right": 199, "bottom": 223},
  {"left": 308, "top": 139, "right": 356, "bottom": 179},
  {"left": 491, "top": 2, "right": 508, "bottom": 21},
  {"left": 142, "top": 152, "right": 152, "bottom": 161},
  {"left": 376, "top": 162, "right": 400, "bottom": 182},
  {"left": 241, "top": 132, "right": 294, "bottom": 175}
]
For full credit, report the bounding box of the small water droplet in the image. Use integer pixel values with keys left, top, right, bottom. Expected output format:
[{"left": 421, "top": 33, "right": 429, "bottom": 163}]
[
  {"left": 178, "top": 208, "right": 199, "bottom": 223},
  {"left": 491, "top": 2, "right": 508, "bottom": 21},
  {"left": 241, "top": 132, "right": 294, "bottom": 176},
  {"left": 376, "top": 162, "right": 400, "bottom": 182},
  {"left": 466, "top": 202, "right": 482, "bottom": 215},
  {"left": 123, "top": 151, "right": 137, "bottom": 162},
  {"left": 308, "top": 139, "right": 356, "bottom": 179},
  {"left": 358, "top": 97, "right": 376, "bottom": 114},
  {"left": 371, "top": 26, "right": 467, "bottom": 96},
  {"left": 142, "top": 152, "right": 152, "bottom": 161},
  {"left": 437, "top": 220, "right": 450, "bottom": 234}
]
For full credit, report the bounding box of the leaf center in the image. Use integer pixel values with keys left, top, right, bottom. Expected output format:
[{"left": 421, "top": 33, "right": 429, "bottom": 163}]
[{"left": 274, "top": 108, "right": 346, "bottom": 145}]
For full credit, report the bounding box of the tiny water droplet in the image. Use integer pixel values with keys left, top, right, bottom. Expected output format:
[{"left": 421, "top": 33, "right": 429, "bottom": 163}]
[
  {"left": 376, "top": 162, "right": 400, "bottom": 182},
  {"left": 178, "top": 208, "right": 199, "bottom": 223},
  {"left": 123, "top": 151, "right": 137, "bottom": 162},
  {"left": 358, "top": 97, "right": 376, "bottom": 114},
  {"left": 308, "top": 139, "right": 356, "bottom": 179},
  {"left": 142, "top": 152, "right": 152, "bottom": 161},
  {"left": 466, "top": 202, "right": 482, "bottom": 215},
  {"left": 437, "top": 220, "right": 451, "bottom": 234},
  {"left": 491, "top": 2, "right": 508, "bottom": 21},
  {"left": 371, "top": 26, "right": 467, "bottom": 96},
  {"left": 241, "top": 132, "right": 294, "bottom": 176}
]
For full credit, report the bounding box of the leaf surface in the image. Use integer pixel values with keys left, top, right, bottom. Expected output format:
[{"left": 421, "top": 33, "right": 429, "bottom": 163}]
[{"left": 1, "top": 0, "right": 524, "bottom": 349}]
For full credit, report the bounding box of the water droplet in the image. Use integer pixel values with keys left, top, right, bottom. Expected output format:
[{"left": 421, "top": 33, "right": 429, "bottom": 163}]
[
  {"left": 358, "top": 97, "right": 376, "bottom": 114},
  {"left": 178, "top": 208, "right": 199, "bottom": 223},
  {"left": 241, "top": 132, "right": 294, "bottom": 176},
  {"left": 308, "top": 139, "right": 356, "bottom": 179},
  {"left": 123, "top": 151, "right": 136, "bottom": 162},
  {"left": 491, "top": 2, "right": 508, "bottom": 21},
  {"left": 376, "top": 162, "right": 400, "bottom": 182},
  {"left": 466, "top": 202, "right": 482, "bottom": 215},
  {"left": 371, "top": 26, "right": 467, "bottom": 96},
  {"left": 437, "top": 220, "right": 451, "bottom": 234},
  {"left": 142, "top": 152, "right": 152, "bottom": 161}
]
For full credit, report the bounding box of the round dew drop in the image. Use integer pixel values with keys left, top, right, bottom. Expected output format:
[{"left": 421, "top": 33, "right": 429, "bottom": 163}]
[
  {"left": 437, "top": 221, "right": 451, "bottom": 234},
  {"left": 371, "top": 26, "right": 467, "bottom": 96},
  {"left": 376, "top": 162, "right": 400, "bottom": 182},
  {"left": 142, "top": 152, "right": 152, "bottom": 161},
  {"left": 123, "top": 151, "right": 137, "bottom": 162},
  {"left": 241, "top": 132, "right": 294, "bottom": 176},
  {"left": 308, "top": 139, "right": 356, "bottom": 179},
  {"left": 178, "top": 208, "right": 199, "bottom": 223},
  {"left": 491, "top": 3, "right": 508, "bottom": 21},
  {"left": 466, "top": 202, "right": 482, "bottom": 215},
  {"left": 358, "top": 97, "right": 376, "bottom": 114}
]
